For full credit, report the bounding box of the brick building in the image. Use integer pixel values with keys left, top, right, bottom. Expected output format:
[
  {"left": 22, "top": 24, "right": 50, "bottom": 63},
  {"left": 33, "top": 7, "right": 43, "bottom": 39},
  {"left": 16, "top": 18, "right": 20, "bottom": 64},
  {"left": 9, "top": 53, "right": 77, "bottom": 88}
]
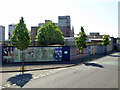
[
  {"left": 57, "top": 16, "right": 72, "bottom": 37},
  {"left": 31, "top": 26, "right": 39, "bottom": 41},
  {"left": 31, "top": 16, "right": 74, "bottom": 41}
]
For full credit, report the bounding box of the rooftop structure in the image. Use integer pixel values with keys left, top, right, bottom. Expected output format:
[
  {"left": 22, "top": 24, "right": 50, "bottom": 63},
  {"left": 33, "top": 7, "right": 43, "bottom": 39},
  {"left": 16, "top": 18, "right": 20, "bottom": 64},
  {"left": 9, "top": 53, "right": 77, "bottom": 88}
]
[
  {"left": 8, "top": 24, "right": 16, "bottom": 40},
  {"left": 0, "top": 25, "right": 5, "bottom": 41}
]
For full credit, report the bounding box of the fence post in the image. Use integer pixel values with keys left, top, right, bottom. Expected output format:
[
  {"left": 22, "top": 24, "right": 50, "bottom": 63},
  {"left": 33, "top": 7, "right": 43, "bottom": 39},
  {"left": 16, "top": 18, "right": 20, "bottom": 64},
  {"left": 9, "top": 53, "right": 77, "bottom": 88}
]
[
  {"left": 96, "top": 45, "right": 99, "bottom": 58},
  {"left": 0, "top": 45, "right": 3, "bottom": 66},
  {"left": 88, "top": 45, "right": 90, "bottom": 60}
]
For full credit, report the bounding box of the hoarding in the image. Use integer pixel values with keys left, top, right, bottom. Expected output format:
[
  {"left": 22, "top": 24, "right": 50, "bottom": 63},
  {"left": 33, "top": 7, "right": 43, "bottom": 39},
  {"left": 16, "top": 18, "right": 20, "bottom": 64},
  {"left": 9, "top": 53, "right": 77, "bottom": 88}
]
[{"left": 3, "top": 47, "right": 63, "bottom": 63}]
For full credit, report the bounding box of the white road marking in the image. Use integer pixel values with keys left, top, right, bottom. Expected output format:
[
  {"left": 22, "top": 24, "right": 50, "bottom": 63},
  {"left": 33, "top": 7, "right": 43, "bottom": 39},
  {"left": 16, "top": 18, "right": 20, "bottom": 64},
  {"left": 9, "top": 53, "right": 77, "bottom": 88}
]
[
  {"left": 26, "top": 67, "right": 69, "bottom": 81},
  {"left": 50, "top": 71, "right": 53, "bottom": 73},
  {"left": 13, "top": 84, "right": 16, "bottom": 86},
  {"left": 4, "top": 84, "right": 7, "bottom": 87},
  {"left": 6, "top": 84, "right": 10, "bottom": 87},
  {"left": 45, "top": 73, "right": 51, "bottom": 75},
  {"left": 40, "top": 74, "right": 46, "bottom": 77},
  {"left": 33, "top": 76, "right": 39, "bottom": 79},
  {"left": 50, "top": 71, "right": 55, "bottom": 73}
]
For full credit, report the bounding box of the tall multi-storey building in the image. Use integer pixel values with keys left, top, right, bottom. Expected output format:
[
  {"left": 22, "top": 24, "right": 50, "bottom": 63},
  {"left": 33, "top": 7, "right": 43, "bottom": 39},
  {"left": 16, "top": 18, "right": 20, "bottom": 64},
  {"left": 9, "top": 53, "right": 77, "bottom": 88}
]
[
  {"left": 31, "top": 16, "right": 74, "bottom": 41},
  {"left": 31, "top": 26, "right": 39, "bottom": 41},
  {"left": 71, "top": 26, "right": 74, "bottom": 37},
  {"left": 58, "top": 16, "right": 70, "bottom": 26},
  {"left": 8, "top": 24, "right": 16, "bottom": 40},
  {"left": 57, "top": 16, "right": 71, "bottom": 37},
  {"left": 0, "top": 25, "right": 4, "bottom": 63},
  {"left": 0, "top": 25, "right": 5, "bottom": 41}
]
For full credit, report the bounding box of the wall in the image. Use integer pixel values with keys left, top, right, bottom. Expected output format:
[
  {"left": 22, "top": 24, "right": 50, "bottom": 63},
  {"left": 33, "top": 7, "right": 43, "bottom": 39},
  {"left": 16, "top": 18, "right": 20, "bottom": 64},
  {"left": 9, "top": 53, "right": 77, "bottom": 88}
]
[
  {"left": 58, "top": 26, "right": 71, "bottom": 37},
  {"left": 107, "top": 44, "right": 113, "bottom": 52},
  {"left": 97, "top": 45, "right": 105, "bottom": 54},
  {"left": 1, "top": 44, "right": 114, "bottom": 63},
  {"left": 70, "top": 44, "right": 113, "bottom": 61},
  {"left": 0, "top": 46, "right": 2, "bottom": 64},
  {"left": 70, "top": 47, "right": 89, "bottom": 60},
  {"left": 90, "top": 45, "right": 97, "bottom": 55}
]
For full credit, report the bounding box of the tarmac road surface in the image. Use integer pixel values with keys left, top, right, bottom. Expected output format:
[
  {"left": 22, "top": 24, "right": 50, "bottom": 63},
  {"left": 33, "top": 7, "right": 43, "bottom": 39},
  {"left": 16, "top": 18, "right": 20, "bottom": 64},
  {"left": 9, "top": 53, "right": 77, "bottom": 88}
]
[{"left": 23, "top": 52, "right": 119, "bottom": 88}]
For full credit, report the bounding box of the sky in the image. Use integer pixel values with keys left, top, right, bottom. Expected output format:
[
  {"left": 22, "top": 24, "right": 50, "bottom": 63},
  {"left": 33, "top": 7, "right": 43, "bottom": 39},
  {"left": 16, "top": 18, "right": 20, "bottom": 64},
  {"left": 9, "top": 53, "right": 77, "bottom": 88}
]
[{"left": 0, "top": 0, "right": 118, "bottom": 40}]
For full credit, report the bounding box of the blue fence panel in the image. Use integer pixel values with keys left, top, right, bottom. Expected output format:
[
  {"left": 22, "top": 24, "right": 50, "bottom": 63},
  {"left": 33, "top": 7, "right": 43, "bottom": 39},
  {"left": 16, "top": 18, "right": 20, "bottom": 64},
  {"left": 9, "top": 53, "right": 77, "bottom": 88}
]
[
  {"left": 97, "top": 45, "right": 105, "bottom": 54},
  {"left": 62, "top": 46, "right": 70, "bottom": 61}
]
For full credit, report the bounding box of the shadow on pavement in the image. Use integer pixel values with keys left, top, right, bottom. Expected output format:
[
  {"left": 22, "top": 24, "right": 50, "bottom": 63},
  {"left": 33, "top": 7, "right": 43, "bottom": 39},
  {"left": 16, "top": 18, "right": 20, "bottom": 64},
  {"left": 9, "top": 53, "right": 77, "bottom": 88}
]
[
  {"left": 84, "top": 63, "right": 104, "bottom": 68},
  {"left": 7, "top": 73, "right": 32, "bottom": 88},
  {"left": 108, "top": 54, "right": 120, "bottom": 57}
]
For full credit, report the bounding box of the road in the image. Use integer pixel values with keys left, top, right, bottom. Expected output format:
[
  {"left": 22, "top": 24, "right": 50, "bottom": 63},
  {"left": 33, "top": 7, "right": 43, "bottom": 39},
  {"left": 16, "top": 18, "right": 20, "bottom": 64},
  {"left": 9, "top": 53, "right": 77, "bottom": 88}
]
[{"left": 2, "top": 52, "right": 119, "bottom": 88}]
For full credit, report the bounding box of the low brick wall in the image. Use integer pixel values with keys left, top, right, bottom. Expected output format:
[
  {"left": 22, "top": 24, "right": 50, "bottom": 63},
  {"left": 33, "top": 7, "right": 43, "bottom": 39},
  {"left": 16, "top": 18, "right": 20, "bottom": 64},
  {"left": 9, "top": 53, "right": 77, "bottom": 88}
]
[{"left": 70, "top": 47, "right": 89, "bottom": 60}]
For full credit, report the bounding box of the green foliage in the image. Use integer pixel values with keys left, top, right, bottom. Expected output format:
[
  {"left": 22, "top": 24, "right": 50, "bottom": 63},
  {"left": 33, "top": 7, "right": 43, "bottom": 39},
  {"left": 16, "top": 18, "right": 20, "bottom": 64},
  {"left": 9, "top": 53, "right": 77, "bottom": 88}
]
[
  {"left": 36, "top": 22, "right": 64, "bottom": 45},
  {"left": 75, "top": 26, "right": 88, "bottom": 50},
  {"left": 11, "top": 17, "right": 31, "bottom": 51},
  {"left": 101, "top": 35, "right": 110, "bottom": 46}
]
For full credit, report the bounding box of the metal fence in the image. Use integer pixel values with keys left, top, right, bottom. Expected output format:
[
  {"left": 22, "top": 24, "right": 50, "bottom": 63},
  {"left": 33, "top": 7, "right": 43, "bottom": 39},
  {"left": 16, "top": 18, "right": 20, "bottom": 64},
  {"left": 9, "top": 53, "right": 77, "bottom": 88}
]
[{"left": 70, "top": 44, "right": 114, "bottom": 61}]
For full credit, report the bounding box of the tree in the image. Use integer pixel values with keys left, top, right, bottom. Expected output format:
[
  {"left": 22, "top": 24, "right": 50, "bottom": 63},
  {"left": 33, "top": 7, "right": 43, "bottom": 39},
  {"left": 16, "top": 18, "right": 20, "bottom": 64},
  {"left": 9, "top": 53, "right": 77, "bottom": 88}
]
[
  {"left": 75, "top": 26, "right": 88, "bottom": 53},
  {"left": 36, "top": 22, "right": 64, "bottom": 45},
  {"left": 11, "top": 17, "right": 31, "bottom": 74},
  {"left": 101, "top": 35, "right": 110, "bottom": 55}
]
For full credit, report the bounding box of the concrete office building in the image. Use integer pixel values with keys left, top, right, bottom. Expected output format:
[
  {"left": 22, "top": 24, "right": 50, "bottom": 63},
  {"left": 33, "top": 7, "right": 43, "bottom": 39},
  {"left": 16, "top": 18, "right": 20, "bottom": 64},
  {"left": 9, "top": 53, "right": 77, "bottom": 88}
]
[
  {"left": 57, "top": 16, "right": 72, "bottom": 37},
  {"left": 0, "top": 26, "right": 4, "bottom": 63},
  {"left": 58, "top": 16, "right": 70, "bottom": 26},
  {"left": 71, "top": 26, "right": 74, "bottom": 37},
  {"left": 31, "top": 16, "right": 74, "bottom": 41},
  {"left": 8, "top": 24, "right": 16, "bottom": 40},
  {"left": 0, "top": 25, "right": 5, "bottom": 41},
  {"left": 0, "top": 25, "right": 4, "bottom": 63}
]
